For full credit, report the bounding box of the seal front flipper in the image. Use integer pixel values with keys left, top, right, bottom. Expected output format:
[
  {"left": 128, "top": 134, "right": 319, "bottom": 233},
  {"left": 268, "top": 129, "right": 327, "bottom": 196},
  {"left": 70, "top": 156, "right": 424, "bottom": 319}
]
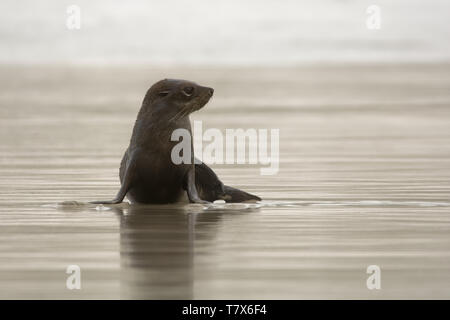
[
  {"left": 194, "top": 162, "right": 225, "bottom": 202},
  {"left": 90, "top": 150, "right": 136, "bottom": 205},
  {"left": 185, "top": 166, "right": 210, "bottom": 204}
]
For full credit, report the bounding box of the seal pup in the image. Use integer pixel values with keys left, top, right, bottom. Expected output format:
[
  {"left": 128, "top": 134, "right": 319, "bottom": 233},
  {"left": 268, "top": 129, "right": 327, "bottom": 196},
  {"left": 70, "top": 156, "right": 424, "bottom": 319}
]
[{"left": 91, "top": 79, "right": 261, "bottom": 204}]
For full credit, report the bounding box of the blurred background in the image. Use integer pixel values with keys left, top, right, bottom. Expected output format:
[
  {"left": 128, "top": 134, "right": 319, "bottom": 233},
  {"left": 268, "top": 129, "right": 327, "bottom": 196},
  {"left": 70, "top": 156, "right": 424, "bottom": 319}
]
[{"left": 1, "top": 0, "right": 449, "bottom": 65}]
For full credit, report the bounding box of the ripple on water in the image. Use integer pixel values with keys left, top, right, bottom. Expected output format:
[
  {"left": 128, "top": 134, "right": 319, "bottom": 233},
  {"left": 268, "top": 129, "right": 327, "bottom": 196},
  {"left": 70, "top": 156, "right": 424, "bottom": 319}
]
[{"left": 260, "top": 200, "right": 450, "bottom": 208}]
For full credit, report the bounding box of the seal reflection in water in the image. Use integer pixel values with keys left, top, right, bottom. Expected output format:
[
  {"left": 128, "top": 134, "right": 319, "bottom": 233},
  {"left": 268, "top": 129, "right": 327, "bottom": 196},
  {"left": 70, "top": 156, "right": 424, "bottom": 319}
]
[
  {"left": 118, "top": 206, "right": 196, "bottom": 299},
  {"left": 92, "top": 79, "right": 261, "bottom": 204}
]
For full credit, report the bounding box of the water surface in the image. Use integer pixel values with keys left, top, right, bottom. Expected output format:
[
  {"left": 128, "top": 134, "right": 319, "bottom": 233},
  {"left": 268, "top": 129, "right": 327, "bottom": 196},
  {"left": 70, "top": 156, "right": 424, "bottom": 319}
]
[{"left": 1, "top": 64, "right": 450, "bottom": 299}]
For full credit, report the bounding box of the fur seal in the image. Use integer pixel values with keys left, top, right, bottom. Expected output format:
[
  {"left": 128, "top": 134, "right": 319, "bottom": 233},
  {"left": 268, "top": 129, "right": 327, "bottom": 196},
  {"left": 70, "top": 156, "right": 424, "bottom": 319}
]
[{"left": 91, "top": 79, "right": 261, "bottom": 204}]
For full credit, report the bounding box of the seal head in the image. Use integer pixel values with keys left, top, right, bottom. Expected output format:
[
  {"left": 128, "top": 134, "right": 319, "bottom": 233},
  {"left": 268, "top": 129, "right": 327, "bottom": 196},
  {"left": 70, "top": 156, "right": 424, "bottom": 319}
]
[{"left": 142, "top": 79, "right": 214, "bottom": 122}]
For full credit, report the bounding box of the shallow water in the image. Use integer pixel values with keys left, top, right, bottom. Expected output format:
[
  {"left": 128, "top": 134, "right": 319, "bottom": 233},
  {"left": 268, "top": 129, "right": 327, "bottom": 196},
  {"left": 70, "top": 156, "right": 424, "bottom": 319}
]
[{"left": 1, "top": 64, "right": 450, "bottom": 299}]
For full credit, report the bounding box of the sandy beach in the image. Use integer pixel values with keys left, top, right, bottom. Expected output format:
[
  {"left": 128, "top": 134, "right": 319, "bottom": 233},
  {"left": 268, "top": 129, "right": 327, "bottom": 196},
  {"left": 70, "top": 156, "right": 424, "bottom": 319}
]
[{"left": 0, "top": 63, "right": 450, "bottom": 298}]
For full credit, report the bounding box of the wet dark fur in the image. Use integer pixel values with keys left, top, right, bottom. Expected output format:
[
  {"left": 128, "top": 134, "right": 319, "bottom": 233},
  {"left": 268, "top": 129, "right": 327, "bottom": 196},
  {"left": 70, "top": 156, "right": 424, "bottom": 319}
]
[{"left": 92, "top": 79, "right": 261, "bottom": 204}]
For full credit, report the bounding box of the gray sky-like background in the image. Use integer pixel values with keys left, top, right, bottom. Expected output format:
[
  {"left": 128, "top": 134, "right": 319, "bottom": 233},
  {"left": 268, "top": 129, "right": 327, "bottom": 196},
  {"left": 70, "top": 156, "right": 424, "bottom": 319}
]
[{"left": 0, "top": 0, "right": 449, "bottom": 65}]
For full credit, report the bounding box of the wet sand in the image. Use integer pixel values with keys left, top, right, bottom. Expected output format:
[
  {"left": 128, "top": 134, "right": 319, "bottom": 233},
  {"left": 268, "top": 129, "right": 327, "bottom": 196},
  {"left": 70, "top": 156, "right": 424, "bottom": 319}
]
[{"left": 0, "top": 64, "right": 450, "bottom": 299}]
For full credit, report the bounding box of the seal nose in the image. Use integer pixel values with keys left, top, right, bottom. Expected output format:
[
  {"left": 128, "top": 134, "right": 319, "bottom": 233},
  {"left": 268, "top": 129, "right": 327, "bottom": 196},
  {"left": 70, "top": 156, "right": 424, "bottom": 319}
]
[{"left": 208, "top": 88, "right": 214, "bottom": 96}]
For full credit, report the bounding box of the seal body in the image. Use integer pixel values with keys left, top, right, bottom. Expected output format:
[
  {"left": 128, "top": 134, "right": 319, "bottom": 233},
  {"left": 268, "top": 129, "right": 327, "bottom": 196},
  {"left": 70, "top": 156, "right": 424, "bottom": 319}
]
[{"left": 91, "top": 79, "right": 261, "bottom": 204}]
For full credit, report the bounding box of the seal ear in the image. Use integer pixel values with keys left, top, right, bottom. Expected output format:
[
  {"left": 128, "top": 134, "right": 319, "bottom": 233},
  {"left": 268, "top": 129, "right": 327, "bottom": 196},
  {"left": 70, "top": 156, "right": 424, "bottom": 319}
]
[{"left": 158, "top": 90, "right": 170, "bottom": 97}]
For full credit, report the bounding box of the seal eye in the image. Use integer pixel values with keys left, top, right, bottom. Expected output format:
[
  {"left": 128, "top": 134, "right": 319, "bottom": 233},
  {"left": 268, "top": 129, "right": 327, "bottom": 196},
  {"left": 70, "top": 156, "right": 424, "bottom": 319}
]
[
  {"left": 159, "top": 90, "right": 170, "bottom": 97},
  {"left": 182, "top": 87, "right": 194, "bottom": 96}
]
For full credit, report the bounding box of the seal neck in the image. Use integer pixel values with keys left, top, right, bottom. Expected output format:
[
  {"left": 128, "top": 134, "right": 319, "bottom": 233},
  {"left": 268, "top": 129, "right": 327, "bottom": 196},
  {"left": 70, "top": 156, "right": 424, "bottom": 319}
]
[{"left": 129, "top": 105, "right": 192, "bottom": 150}]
